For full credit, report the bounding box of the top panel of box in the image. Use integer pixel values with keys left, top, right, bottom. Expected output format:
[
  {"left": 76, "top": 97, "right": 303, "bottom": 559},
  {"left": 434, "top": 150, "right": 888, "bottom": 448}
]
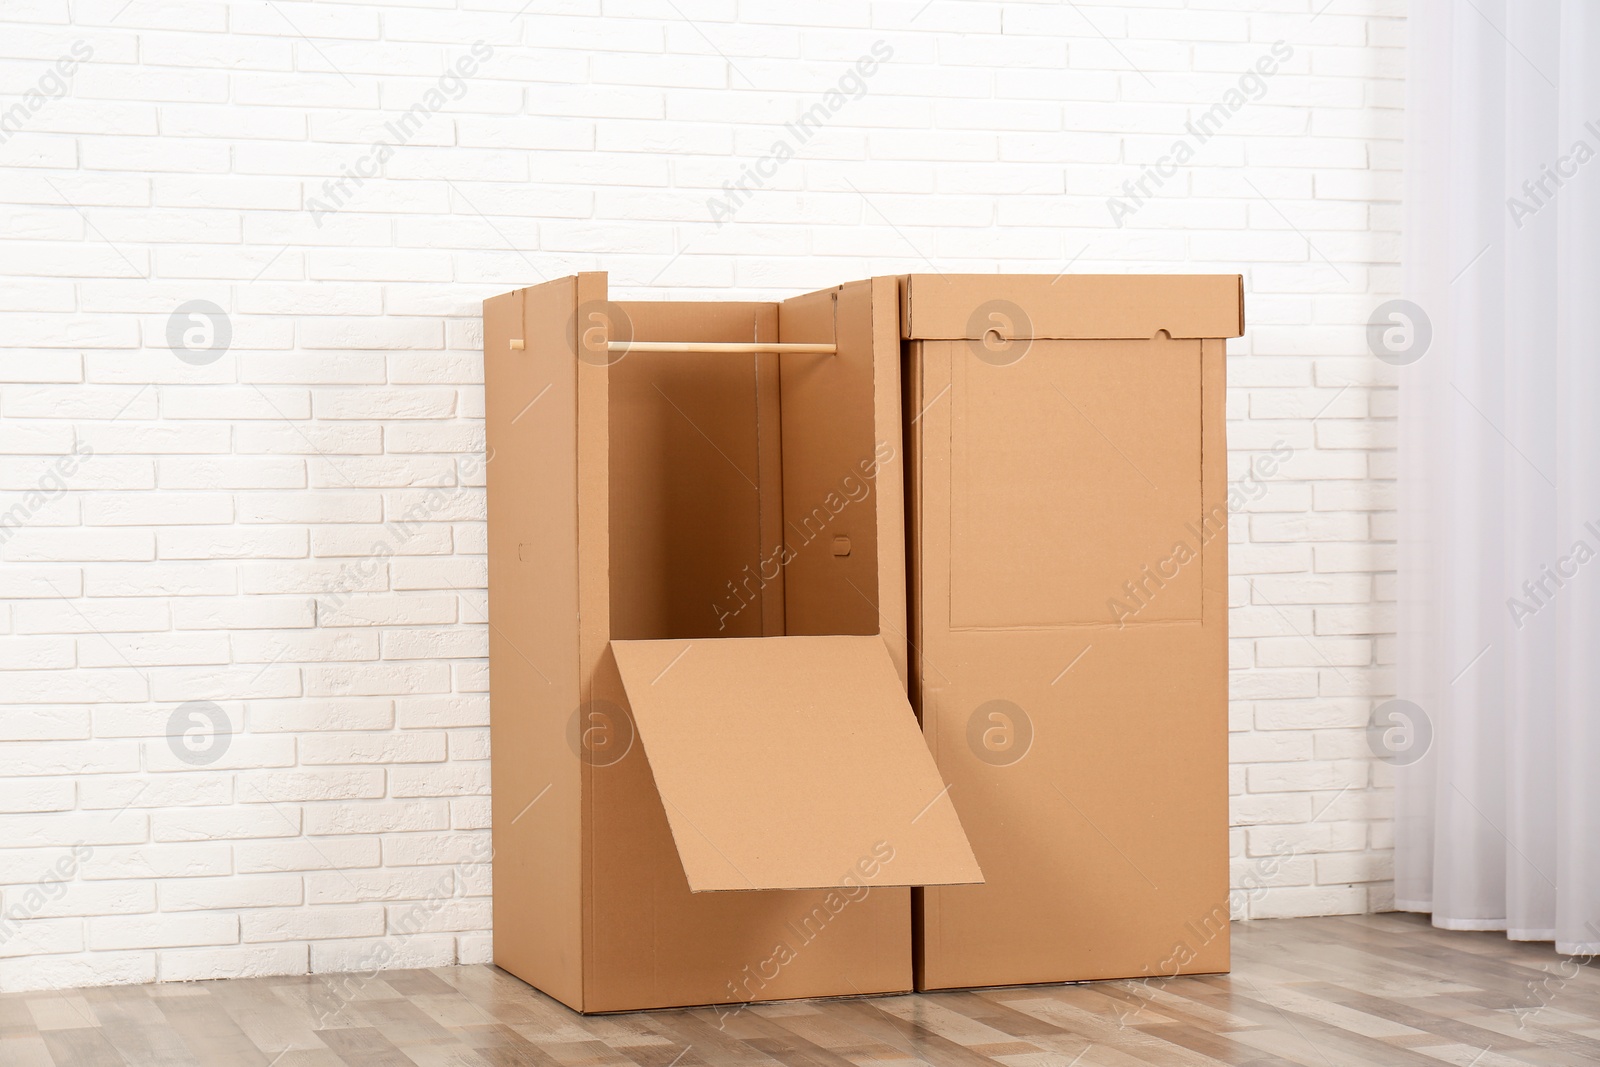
[{"left": 897, "top": 274, "right": 1244, "bottom": 341}]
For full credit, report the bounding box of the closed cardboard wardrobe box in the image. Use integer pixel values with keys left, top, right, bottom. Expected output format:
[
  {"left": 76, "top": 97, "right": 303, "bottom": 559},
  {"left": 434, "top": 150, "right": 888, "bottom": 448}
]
[
  {"left": 902, "top": 275, "right": 1243, "bottom": 989},
  {"left": 483, "top": 273, "right": 981, "bottom": 1014}
]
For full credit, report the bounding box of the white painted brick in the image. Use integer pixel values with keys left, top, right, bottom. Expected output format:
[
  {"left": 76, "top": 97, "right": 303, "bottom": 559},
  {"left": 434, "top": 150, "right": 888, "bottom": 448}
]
[
  {"left": 238, "top": 492, "right": 384, "bottom": 525},
  {"left": 140, "top": 734, "right": 295, "bottom": 776},
  {"left": 158, "top": 942, "right": 309, "bottom": 983},
  {"left": 246, "top": 698, "right": 394, "bottom": 734},
  {"left": 172, "top": 596, "right": 314, "bottom": 631},
  {"left": 235, "top": 837, "right": 381, "bottom": 875},
  {"left": 77, "top": 632, "right": 229, "bottom": 668},
  {"left": 3, "top": 527, "right": 154, "bottom": 563},
  {"left": 1249, "top": 885, "right": 1367, "bottom": 919},
  {"left": 305, "top": 868, "right": 448, "bottom": 905},
  {"left": 84, "top": 492, "right": 233, "bottom": 526},
  {"left": 77, "top": 844, "right": 232, "bottom": 881},
  {"left": 1247, "top": 760, "right": 1370, "bottom": 794},
  {"left": 88, "top": 912, "right": 237, "bottom": 951},
  {"left": 449, "top": 797, "right": 490, "bottom": 830},
  {"left": 231, "top": 629, "right": 378, "bottom": 664},
  {"left": 309, "top": 934, "right": 455, "bottom": 973},
  {"left": 303, "top": 800, "right": 450, "bottom": 836},
  {"left": 22, "top": 881, "right": 156, "bottom": 919},
  {"left": 316, "top": 595, "right": 457, "bottom": 628},
  {"left": 0, "top": 742, "right": 138, "bottom": 777},
  {"left": 240, "top": 902, "right": 384, "bottom": 940},
  {"left": 160, "top": 875, "right": 304, "bottom": 912},
  {"left": 0, "top": 919, "right": 84, "bottom": 959},
  {"left": 154, "top": 807, "right": 301, "bottom": 843},
  {"left": 299, "top": 732, "right": 446, "bottom": 766},
  {"left": 378, "top": 833, "right": 482, "bottom": 868},
  {"left": 235, "top": 769, "right": 385, "bottom": 804},
  {"left": 0, "top": 778, "right": 75, "bottom": 813},
  {"left": 305, "top": 524, "right": 451, "bottom": 559},
  {"left": 0, "top": 636, "right": 75, "bottom": 670},
  {"left": 302, "top": 663, "right": 451, "bottom": 698},
  {"left": 0, "top": 708, "right": 89, "bottom": 742},
  {"left": 79, "top": 774, "right": 232, "bottom": 810},
  {"left": 387, "top": 764, "right": 489, "bottom": 798}
]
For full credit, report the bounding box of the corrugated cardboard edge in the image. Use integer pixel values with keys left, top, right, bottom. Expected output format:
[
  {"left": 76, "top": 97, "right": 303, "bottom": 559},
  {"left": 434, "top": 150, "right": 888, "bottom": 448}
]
[
  {"left": 575, "top": 271, "right": 610, "bottom": 1015},
  {"left": 899, "top": 274, "right": 1245, "bottom": 340},
  {"left": 871, "top": 275, "right": 911, "bottom": 686},
  {"left": 484, "top": 278, "right": 586, "bottom": 1011}
]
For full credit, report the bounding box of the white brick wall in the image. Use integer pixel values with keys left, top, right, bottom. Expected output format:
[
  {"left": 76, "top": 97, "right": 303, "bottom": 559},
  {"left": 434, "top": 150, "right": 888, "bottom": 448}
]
[{"left": 0, "top": 0, "right": 1402, "bottom": 992}]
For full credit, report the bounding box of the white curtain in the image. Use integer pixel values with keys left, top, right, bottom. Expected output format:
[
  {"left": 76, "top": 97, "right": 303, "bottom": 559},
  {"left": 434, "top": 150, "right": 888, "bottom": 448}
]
[{"left": 1397, "top": 0, "right": 1600, "bottom": 954}]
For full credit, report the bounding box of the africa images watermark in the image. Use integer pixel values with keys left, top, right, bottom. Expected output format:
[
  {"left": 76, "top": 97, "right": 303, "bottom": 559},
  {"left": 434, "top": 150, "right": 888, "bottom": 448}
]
[
  {"left": 0, "top": 40, "right": 93, "bottom": 146},
  {"left": 0, "top": 440, "right": 95, "bottom": 546},
  {"left": 1510, "top": 921, "right": 1600, "bottom": 1029},
  {"left": 309, "top": 447, "right": 491, "bottom": 616},
  {"left": 1106, "top": 41, "right": 1293, "bottom": 227},
  {"left": 308, "top": 41, "right": 495, "bottom": 225},
  {"left": 707, "top": 39, "right": 894, "bottom": 227},
  {"left": 0, "top": 845, "right": 94, "bottom": 950},
  {"left": 1105, "top": 440, "right": 1294, "bottom": 627},
  {"left": 711, "top": 439, "right": 897, "bottom": 631},
  {"left": 1112, "top": 840, "right": 1295, "bottom": 1028},
  {"left": 712, "top": 840, "right": 896, "bottom": 1029},
  {"left": 311, "top": 833, "right": 494, "bottom": 1026},
  {"left": 1506, "top": 119, "right": 1600, "bottom": 229},
  {"left": 1505, "top": 519, "right": 1600, "bottom": 630}
]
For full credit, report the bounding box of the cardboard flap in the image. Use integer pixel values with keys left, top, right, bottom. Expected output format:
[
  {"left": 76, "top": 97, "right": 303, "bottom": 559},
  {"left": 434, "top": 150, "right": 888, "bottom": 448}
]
[
  {"left": 610, "top": 635, "right": 983, "bottom": 893},
  {"left": 900, "top": 274, "right": 1244, "bottom": 340}
]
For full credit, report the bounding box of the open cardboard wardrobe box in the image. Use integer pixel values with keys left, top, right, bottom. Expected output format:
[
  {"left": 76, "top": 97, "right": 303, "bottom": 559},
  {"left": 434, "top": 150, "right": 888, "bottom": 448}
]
[{"left": 483, "top": 272, "right": 1244, "bottom": 1013}]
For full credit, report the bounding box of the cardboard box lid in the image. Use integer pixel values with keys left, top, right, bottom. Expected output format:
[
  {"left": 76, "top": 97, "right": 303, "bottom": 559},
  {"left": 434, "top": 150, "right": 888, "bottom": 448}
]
[
  {"left": 610, "top": 635, "right": 983, "bottom": 893},
  {"left": 898, "top": 274, "right": 1245, "bottom": 340}
]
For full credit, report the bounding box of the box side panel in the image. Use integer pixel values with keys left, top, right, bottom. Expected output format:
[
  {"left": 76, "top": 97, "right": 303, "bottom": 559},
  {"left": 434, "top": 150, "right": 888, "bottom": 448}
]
[
  {"left": 485, "top": 280, "right": 585, "bottom": 1010},
  {"left": 775, "top": 282, "right": 885, "bottom": 640},
  {"left": 871, "top": 276, "right": 910, "bottom": 686},
  {"left": 905, "top": 339, "right": 930, "bottom": 988},
  {"left": 574, "top": 271, "right": 612, "bottom": 1016},
  {"left": 915, "top": 329, "right": 1230, "bottom": 989},
  {"left": 1199, "top": 335, "right": 1230, "bottom": 969},
  {"left": 903, "top": 336, "right": 925, "bottom": 708}
]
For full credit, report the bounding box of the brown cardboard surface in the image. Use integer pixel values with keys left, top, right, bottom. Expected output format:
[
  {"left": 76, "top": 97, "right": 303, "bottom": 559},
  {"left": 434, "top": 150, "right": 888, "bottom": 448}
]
[
  {"left": 611, "top": 635, "right": 983, "bottom": 893},
  {"left": 907, "top": 275, "right": 1238, "bottom": 990},
  {"left": 483, "top": 278, "right": 585, "bottom": 1007},
  {"left": 488, "top": 270, "right": 1233, "bottom": 1010},
  {"left": 900, "top": 274, "right": 1244, "bottom": 340},
  {"left": 490, "top": 271, "right": 966, "bottom": 1013},
  {"left": 947, "top": 334, "right": 1204, "bottom": 627}
]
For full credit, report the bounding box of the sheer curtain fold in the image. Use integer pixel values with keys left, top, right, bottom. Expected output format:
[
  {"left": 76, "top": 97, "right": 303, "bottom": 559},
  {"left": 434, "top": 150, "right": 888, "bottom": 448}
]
[{"left": 1398, "top": 0, "right": 1600, "bottom": 954}]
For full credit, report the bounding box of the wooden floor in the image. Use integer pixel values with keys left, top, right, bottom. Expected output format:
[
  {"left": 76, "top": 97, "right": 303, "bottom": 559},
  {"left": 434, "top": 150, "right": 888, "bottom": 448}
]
[{"left": 3, "top": 913, "right": 1596, "bottom": 1066}]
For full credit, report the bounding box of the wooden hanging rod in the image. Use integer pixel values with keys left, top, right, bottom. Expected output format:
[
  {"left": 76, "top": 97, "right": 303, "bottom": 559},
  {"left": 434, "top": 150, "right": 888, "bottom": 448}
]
[{"left": 604, "top": 341, "right": 836, "bottom": 355}]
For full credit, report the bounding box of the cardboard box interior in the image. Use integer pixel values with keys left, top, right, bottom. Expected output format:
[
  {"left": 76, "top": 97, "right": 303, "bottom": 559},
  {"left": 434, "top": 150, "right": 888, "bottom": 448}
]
[{"left": 486, "top": 274, "right": 980, "bottom": 1013}]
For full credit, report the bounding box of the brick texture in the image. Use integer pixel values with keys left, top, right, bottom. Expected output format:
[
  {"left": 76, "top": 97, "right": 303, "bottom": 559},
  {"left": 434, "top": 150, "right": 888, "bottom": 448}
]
[{"left": 0, "top": 0, "right": 1402, "bottom": 991}]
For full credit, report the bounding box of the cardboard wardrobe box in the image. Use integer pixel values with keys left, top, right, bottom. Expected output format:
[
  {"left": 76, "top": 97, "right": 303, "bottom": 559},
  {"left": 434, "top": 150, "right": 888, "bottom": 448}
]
[
  {"left": 482, "top": 273, "right": 983, "bottom": 1014},
  {"left": 900, "top": 274, "right": 1243, "bottom": 989}
]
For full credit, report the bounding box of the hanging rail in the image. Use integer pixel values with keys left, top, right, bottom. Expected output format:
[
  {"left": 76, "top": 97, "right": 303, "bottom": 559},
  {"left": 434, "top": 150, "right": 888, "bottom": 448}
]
[{"left": 604, "top": 341, "right": 836, "bottom": 355}]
